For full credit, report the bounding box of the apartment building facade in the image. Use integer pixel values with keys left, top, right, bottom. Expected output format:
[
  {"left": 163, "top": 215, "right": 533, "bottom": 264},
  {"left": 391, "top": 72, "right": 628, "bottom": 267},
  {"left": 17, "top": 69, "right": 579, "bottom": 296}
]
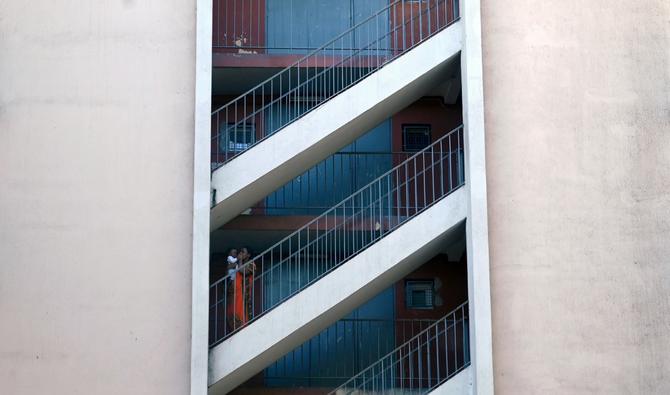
[{"left": 1, "top": 1, "right": 668, "bottom": 395}]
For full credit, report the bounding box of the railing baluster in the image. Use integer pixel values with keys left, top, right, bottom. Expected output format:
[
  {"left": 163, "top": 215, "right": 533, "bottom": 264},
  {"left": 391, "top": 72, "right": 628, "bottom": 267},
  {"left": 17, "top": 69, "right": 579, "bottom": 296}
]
[
  {"left": 427, "top": 326, "right": 432, "bottom": 388},
  {"left": 217, "top": 0, "right": 221, "bottom": 48},
  {"left": 232, "top": 0, "right": 236, "bottom": 48}
]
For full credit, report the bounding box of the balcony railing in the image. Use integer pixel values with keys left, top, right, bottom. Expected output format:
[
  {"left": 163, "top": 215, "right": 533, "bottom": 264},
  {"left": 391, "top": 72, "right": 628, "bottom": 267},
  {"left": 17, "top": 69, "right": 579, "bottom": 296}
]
[
  {"left": 211, "top": 0, "right": 460, "bottom": 169},
  {"left": 265, "top": 317, "right": 438, "bottom": 388},
  {"left": 329, "top": 302, "right": 469, "bottom": 394},
  {"left": 213, "top": 0, "right": 265, "bottom": 51},
  {"left": 213, "top": 0, "right": 393, "bottom": 53},
  {"left": 209, "top": 126, "right": 464, "bottom": 346}
]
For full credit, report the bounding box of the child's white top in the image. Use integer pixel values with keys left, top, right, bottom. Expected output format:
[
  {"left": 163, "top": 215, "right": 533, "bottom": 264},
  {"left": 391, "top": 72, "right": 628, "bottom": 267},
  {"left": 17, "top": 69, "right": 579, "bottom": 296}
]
[{"left": 227, "top": 256, "right": 238, "bottom": 278}]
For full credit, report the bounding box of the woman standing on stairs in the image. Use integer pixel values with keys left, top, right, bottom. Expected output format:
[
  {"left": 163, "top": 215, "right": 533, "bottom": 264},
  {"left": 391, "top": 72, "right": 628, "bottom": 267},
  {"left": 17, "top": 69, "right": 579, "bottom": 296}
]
[
  {"left": 238, "top": 247, "right": 256, "bottom": 322},
  {"left": 225, "top": 248, "right": 246, "bottom": 332}
]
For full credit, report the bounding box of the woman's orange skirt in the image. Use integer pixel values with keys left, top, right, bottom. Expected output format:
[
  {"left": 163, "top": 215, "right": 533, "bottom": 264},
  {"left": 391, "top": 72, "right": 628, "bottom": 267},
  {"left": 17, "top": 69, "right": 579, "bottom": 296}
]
[{"left": 227, "top": 271, "right": 253, "bottom": 330}]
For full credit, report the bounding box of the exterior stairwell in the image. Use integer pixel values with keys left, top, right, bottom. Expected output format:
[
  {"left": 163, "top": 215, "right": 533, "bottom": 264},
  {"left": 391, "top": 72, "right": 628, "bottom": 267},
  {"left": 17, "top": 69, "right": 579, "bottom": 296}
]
[
  {"left": 330, "top": 302, "right": 471, "bottom": 395},
  {"left": 208, "top": 127, "right": 468, "bottom": 394},
  {"left": 210, "top": 0, "right": 462, "bottom": 230}
]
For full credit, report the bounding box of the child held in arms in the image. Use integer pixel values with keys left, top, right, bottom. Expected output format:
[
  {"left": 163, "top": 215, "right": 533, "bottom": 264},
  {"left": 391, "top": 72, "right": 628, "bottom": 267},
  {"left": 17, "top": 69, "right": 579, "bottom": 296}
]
[{"left": 226, "top": 249, "right": 238, "bottom": 279}]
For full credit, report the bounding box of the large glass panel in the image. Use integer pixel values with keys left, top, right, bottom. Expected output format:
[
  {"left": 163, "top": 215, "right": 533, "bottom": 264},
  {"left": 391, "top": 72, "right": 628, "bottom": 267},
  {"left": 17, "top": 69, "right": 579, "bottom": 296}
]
[
  {"left": 264, "top": 287, "right": 395, "bottom": 387},
  {"left": 266, "top": 0, "right": 389, "bottom": 54}
]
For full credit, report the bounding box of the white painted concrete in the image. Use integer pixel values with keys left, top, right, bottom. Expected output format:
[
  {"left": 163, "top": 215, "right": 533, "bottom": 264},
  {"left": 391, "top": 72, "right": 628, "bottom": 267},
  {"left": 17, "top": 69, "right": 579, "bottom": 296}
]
[
  {"left": 0, "top": 1, "right": 197, "bottom": 394},
  {"left": 210, "top": 21, "right": 463, "bottom": 230},
  {"left": 208, "top": 187, "right": 468, "bottom": 394},
  {"left": 429, "top": 366, "right": 473, "bottom": 395},
  {"left": 460, "top": 1, "right": 494, "bottom": 394},
  {"left": 192, "top": 0, "right": 213, "bottom": 394}
]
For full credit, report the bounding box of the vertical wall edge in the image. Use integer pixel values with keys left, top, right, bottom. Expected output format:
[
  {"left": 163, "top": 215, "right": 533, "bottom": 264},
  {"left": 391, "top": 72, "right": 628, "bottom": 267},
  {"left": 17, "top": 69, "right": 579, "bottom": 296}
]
[
  {"left": 460, "top": 0, "right": 495, "bottom": 393},
  {"left": 192, "top": 0, "right": 213, "bottom": 394}
]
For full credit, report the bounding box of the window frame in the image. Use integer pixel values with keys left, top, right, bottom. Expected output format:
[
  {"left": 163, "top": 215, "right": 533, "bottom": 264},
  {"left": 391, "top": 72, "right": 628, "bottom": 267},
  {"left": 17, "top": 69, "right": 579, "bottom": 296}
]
[
  {"left": 401, "top": 123, "right": 432, "bottom": 152},
  {"left": 219, "top": 123, "right": 256, "bottom": 153},
  {"left": 405, "top": 279, "right": 435, "bottom": 310}
]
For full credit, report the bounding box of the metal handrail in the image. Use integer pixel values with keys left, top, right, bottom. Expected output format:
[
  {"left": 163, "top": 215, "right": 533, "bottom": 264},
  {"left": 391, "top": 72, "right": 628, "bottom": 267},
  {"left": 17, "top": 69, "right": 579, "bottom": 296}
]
[
  {"left": 213, "top": 0, "right": 452, "bottom": 111},
  {"left": 211, "top": 0, "right": 460, "bottom": 169},
  {"left": 259, "top": 151, "right": 416, "bottom": 213},
  {"left": 329, "top": 301, "right": 470, "bottom": 394},
  {"left": 214, "top": 0, "right": 406, "bottom": 102},
  {"left": 213, "top": 0, "right": 264, "bottom": 51},
  {"left": 209, "top": 125, "right": 465, "bottom": 346},
  {"left": 213, "top": 0, "right": 394, "bottom": 52},
  {"left": 265, "top": 317, "right": 439, "bottom": 387}
]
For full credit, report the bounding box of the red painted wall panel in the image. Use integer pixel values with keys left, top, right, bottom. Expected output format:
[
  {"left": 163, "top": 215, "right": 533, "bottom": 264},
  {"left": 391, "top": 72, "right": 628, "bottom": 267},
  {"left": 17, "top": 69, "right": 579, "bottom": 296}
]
[
  {"left": 390, "top": 0, "right": 458, "bottom": 52},
  {"left": 394, "top": 253, "right": 468, "bottom": 322},
  {"left": 391, "top": 97, "right": 463, "bottom": 213}
]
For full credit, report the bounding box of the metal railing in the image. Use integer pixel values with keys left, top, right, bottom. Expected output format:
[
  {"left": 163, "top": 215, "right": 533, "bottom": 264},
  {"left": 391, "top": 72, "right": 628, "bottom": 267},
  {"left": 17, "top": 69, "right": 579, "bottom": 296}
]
[
  {"left": 209, "top": 126, "right": 464, "bottom": 346},
  {"left": 213, "top": 0, "right": 393, "bottom": 53},
  {"left": 329, "top": 302, "right": 470, "bottom": 394},
  {"left": 258, "top": 151, "right": 413, "bottom": 215},
  {"left": 213, "top": 0, "right": 265, "bottom": 51},
  {"left": 211, "top": 0, "right": 460, "bottom": 169},
  {"left": 265, "top": 317, "right": 438, "bottom": 388}
]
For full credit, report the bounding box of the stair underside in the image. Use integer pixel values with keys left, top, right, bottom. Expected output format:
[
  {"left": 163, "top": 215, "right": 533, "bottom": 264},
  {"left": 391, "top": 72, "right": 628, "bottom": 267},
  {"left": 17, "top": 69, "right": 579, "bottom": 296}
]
[{"left": 428, "top": 365, "right": 472, "bottom": 395}]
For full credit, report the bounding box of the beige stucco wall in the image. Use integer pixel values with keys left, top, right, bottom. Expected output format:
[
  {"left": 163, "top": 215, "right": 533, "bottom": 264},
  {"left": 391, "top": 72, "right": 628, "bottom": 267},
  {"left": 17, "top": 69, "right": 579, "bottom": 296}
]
[
  {"left": 0, "top": 1, "right": 197, "bottom": 394},
  {"left": 481, "top": 1, "right": 670, "bottom": 394}
]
